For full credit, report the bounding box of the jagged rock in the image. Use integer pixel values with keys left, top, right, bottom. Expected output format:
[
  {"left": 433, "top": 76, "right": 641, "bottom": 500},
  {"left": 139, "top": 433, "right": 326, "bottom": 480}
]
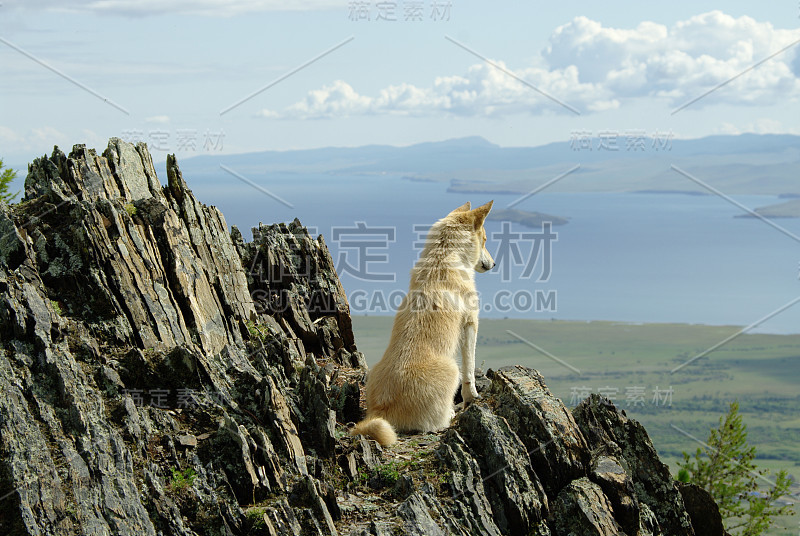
[
  {"left": 201, "top": 412, "right": 273, "bottom": 504},
  {"left": 548, "top": 477, "right": 623, "bottom": 535},
  {"left": 297, "top": 355, "right": 337, "bottom": 459},
  {"left": 239, "top": 219, "right": 355, "bottom": 358},
  {"left": 588, "top": 455, "right": 640, "bottom": 535},
  {"left": 348, "top": 521, "right": 393, "bottom": 536},
  {"left": 264, "top": 374, "right": 308, "bottom": 476},
  {"left": 489, "top": 366, "right": 589, "bottom": 495},
  {"left": 437, "top": 429, "right": 503, "bottom": 536},
  {"left": 96, "top": 363, "right": 125, "bottom": 396},
  {"left": 0, "top": 140, "right": 348, "bottom": 535},
  {"left": 289, "top": 475, "right": 339, "bottom": 535},
  {"left": 454, "top": 403, "right": 549, "bottom": 535},
  {"left": 398, "top": 485, "right": 447, "bottom": 536},
  {"left": 573, "top": 394, "right": 696, "bottom": 536},
  {"left": 391, "top": 474, "right": 415, "bottom": 501},
  {"left": 356, "top": 437, "right": 383, "bottom": 470},
  {"left": 176, "top": 433, "right": 198, "bottom": 449},
  {"left": 678, "top": 482, "right": 730, "bottom": 536},
  {"left": 0, "top": 139, "right": 727, "bottom": 536},
  {"left": 330, "top": 379, "right": 362, "bottom": 424},
  {"left": 263, "top": 498, "right": 302, "bottom": 535}
]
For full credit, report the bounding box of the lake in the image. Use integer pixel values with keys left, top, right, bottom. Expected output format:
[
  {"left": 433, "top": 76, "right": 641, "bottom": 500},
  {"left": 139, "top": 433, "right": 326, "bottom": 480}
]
[{"left": 189, "top": 172, "right": 800, "bottom": 334}]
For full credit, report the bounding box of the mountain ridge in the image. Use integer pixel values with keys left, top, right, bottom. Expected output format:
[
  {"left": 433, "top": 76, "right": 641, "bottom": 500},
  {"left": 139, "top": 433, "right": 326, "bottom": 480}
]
[{"left": 171, "top": 133, "right": 800, "bottom": 196}]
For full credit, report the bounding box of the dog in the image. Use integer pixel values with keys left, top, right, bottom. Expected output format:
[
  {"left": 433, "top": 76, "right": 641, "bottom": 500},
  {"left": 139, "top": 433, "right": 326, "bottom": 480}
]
[{"left": 351, "top": 201, "right": 495, "bottom": 446}]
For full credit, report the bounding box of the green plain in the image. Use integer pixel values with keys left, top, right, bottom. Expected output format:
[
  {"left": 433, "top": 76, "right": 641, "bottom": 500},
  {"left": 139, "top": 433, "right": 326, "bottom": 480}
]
[{"left": 352, "top": 316, "right": 800, "bottom": 531}]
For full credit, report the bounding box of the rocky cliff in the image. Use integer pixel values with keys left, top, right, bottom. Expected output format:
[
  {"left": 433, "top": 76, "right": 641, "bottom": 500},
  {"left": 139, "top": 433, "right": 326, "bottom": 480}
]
[{"left": 0, "top": 139, "right": 726, "bottom": 536}]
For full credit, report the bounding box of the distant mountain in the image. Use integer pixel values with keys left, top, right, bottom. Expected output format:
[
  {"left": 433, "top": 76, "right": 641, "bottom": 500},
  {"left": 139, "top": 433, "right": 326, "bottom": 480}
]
[
  {"left": 177, "top": 134, "right": 800, "bottom": 196},
  {"left": 735, "top": 198, "right": 800, "bottom": 218},
  {"left": 486, "top": 208, "right": 569, "bottom": 228}
]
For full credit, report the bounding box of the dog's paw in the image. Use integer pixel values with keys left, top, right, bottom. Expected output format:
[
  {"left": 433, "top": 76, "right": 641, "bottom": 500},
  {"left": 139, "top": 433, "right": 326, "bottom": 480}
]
[
  {"left": 461, "top": 384, "right": 481, "bottom": 406},
  {"left": 457, "top": 393, "right": 482, "bottom": 412}
]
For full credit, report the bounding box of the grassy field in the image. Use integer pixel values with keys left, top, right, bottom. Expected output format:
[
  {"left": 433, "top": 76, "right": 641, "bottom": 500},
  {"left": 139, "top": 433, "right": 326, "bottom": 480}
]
[{"left": 352, "top": 316, "right": 800, "bottom": 532}]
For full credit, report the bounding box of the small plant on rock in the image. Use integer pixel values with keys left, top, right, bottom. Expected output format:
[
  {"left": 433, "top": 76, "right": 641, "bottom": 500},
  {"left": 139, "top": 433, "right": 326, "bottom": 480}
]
[
  {"left": 246, "top": 319, "right": 273, "bottom": 344},
  {"left": 50, "top": 300, "right": 63, "bottom": 316},
  {"left": 169, "top": 467, "right": 196, "bottom": 492},
  {"left": 123, "top": 202, "right": 137, "bottom": 217}
]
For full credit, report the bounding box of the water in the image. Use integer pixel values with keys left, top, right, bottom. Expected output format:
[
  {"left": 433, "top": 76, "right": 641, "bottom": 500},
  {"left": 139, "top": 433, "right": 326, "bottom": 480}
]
[{"left": 191, "top": 173, "right": 800, "bottom": 334}]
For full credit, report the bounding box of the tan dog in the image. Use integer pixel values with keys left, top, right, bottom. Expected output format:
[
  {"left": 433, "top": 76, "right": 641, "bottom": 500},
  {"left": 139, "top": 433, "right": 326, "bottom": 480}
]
[{"left": 351, "top": 201, "right": 495, "bottom": 446}]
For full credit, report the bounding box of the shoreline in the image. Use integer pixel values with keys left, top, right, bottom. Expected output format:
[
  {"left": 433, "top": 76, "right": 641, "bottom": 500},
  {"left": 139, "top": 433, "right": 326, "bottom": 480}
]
[{"left": 351, "top": 315, "right": 800, "bottom": 336}]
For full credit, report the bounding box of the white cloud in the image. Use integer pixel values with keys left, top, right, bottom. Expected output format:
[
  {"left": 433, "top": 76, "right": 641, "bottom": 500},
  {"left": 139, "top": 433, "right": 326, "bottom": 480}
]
[
  {"left": 284, "top": 80, "right": 374, "bottom": 119},
  {"left": 145, "top": 115, "right": 170, "bottom": 124},
  {"left": 260, "top": 64, "right": 613, "bottom": 120},
  {"left": 30, "top": 126, "right": 68, "bottom": 144},
  {"left": 544, "top": 10, "right": 800, "bottom": 108},
  {"left": 3, "top": 0, "right": 342, "bottom": 16},
  {"left": 716, "top": 119, "right": 800, "bottom": 136},
  {"left": 0, "top": 126, "right": 92, "bottom": 161},
  {"left": 259, "top": 11, "right": 800, "bottom": 120},
  {"left": 0, "top": 126, "right": 20, "bottom": 144},
  {"left": 718, "top": 122, "right": 743, "bottom": 135}
]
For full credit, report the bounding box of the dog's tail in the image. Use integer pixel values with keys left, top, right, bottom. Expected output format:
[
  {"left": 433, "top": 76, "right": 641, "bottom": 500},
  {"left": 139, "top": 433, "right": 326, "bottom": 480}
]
[{"left": 351, "top": 417, "right": 397, "bottom": 446}]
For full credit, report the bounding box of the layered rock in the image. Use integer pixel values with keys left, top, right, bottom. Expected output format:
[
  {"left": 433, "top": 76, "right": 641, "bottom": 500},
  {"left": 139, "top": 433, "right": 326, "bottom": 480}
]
[{"left": 0, "top": 139, "right": 726, "bottom": 536}]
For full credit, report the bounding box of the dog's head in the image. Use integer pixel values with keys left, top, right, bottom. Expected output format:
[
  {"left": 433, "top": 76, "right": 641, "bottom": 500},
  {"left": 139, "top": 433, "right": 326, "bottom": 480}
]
[{"left": 446, "top": 200, "right": 495, "bottom": 273}]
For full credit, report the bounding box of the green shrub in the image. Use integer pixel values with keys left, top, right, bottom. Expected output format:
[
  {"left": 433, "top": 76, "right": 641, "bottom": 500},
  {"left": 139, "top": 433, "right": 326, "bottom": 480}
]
[
  {"left": 0, "top": 159, "right": 19, "bottom": 204},
  {"left": 677, "top": 401, "right": 795, "bottom": 535}
]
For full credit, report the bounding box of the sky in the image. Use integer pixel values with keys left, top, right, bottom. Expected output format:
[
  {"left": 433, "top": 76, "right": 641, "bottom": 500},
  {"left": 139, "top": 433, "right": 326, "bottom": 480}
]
[{"left": 1, "top": 0, "right": 799, "bottom": 169}]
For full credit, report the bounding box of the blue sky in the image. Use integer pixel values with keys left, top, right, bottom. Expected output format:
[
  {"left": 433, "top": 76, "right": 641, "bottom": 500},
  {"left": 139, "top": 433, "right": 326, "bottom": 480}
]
[{"left": 1, "top": 0, "right": 799, "bottom": 167}]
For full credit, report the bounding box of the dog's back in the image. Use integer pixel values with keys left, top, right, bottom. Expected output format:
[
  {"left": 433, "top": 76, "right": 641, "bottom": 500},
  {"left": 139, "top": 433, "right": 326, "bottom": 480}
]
[
  {"left": 352, "top": 201, "right": 494, "bottom": 445},
  {"left": 363, "top": 296, "right": 463, "bottom": 432}
]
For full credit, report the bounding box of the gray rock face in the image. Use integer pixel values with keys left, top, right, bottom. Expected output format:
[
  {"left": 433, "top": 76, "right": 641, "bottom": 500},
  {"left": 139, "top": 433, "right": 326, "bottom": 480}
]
[
  {"left": 573, "top": 394, "right": 696, "bottom": 535},
  {"left": 678, "top": 482, "right": 731, "bottom": 536},
  {"left": 0, "top": 140, "right": 725, "bottom": 536},
  {"left": 549, "top": 478, "right": 623, "bottom": 535},
  {"left": 489, "top": 366, "right": 589, "bottom": 495},
  {"left": 454, "top": 404, "right": 549, "bottom": 535}
]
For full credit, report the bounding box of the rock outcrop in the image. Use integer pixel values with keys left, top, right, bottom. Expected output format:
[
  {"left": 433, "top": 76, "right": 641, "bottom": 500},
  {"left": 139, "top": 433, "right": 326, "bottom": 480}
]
[{"left": 0, "top": 139, "right": 727, "bottom": 535}]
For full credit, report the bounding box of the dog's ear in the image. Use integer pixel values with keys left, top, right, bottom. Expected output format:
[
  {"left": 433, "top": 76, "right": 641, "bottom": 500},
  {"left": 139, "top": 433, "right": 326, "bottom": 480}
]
[
  {"left": 449, "top": 202, "right": 471, "bottom": 215},
  {"left": 470, "top": 200, "right": 493, "bottom": 229}
]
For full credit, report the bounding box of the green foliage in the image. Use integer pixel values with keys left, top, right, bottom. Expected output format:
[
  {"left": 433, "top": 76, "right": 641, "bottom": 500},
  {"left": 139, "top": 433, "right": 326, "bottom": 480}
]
[
  {"left": 245, "top": 507, "right": 267, "bottom": 529},
  {"left": 677, "top": 401, "right": 795, "bottom": 535},
  {"left": 0, "top": 159, "right": 20, "bottom": 204},
  {"left": 123, "top": 202, "right": 137, "bottom": 217},
  {"left": 246, "top": 320, "right": 269, "bottom": 342},
  {"left": 169, "top": 467, "right": 196, "bottom": 492},
  {"left": 50, "top": 300, "right": 63, "bottom": 316},
  {"left": 676, "top": 468, "right": 690, "bottom": 483},
  {"left": 374, "top": 461, "right": 401, "bottom": 486},
  {"left": 354, "top": 461, "right": 408, "bottom": 489}
]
